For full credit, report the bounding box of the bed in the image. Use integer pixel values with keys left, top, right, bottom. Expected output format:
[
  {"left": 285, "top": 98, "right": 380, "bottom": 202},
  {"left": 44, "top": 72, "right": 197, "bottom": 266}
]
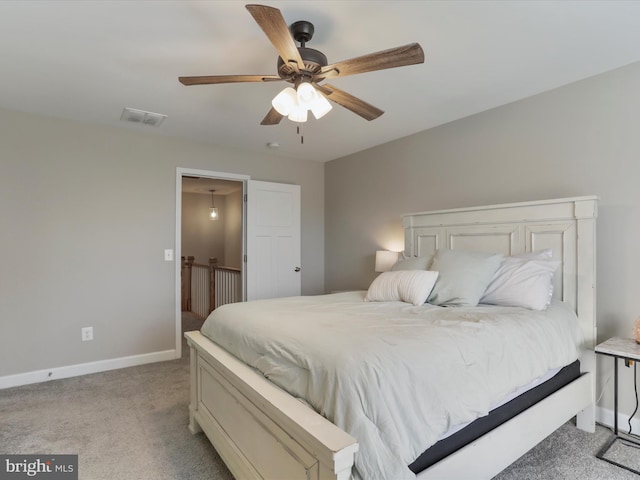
[{"left": 185, "top": 196, "right": 598, "bottom": 479}]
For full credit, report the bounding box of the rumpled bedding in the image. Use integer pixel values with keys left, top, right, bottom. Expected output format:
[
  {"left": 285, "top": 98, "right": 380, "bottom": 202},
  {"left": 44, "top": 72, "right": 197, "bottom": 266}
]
[{"left": 200, "top": 291, "right": 583, "bottom": 480}]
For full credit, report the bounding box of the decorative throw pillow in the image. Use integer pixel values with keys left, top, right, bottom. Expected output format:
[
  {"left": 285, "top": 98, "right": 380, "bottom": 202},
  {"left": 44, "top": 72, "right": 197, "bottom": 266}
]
[
  {"left": 365, "top": 270, "right": 439, "bottom": 306},
  {"left": 391, "top": 254, "right": 434, "bottom": 271},
  {"left": 427, "top": 249, "right": 504, "bottom": 307},
  {"left": 480, "top": 250, "right": 560, "bottom": 310}
]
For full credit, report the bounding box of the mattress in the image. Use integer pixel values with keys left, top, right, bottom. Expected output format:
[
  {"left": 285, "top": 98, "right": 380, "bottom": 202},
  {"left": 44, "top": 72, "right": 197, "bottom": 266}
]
[
  {"left": 409, "top": 359, "right": 581, "bottom": 473},
  {"left": 201, "top": 291, "right": 583, "bottom": 480}
]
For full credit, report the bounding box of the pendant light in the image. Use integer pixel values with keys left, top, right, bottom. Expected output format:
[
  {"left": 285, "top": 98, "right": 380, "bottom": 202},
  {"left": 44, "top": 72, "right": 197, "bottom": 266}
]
[{"left": 209, "top": 189, "right": 218, "bottom": 221}]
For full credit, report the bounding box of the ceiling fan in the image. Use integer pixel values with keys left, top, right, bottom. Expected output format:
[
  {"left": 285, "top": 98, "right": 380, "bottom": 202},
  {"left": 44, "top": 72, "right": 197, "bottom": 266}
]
[{"left": 179, "top": 4, "right": 425, "bottom": 126}]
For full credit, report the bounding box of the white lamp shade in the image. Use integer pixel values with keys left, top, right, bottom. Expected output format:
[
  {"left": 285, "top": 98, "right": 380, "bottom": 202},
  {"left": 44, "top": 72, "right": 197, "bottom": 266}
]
[
  {"left": 288, "top": 105, "right": 308, "bottom": 123},
  {"left": 311, "top": 94, "right": 333, "bottom": 119},
  {"left": 272, "top": 87, "right": 297, "bottom": 116},
  {"left": 271, "top": 83, "right": 331, "bottom": 124},
  {"left": 296, "top": 82, "right": 317, "bottom": 107},
  {"left": 209, "top": 207, "right": 219, "bottom": 221},
  {"left": 375, "top": 250, "right": 399, "bottom": 272}
]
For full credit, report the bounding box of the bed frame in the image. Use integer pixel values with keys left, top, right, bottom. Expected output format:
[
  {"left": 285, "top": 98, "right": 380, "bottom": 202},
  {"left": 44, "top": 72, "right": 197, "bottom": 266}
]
[{"left": 185, "top": 195, "right": 598, "bottom": 479}]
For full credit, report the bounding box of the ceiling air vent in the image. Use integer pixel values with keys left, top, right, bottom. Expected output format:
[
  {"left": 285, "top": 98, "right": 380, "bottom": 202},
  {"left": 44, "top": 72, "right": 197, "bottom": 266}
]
[{"left": 120, "top": 107, "right": 167, "bottom": 127}]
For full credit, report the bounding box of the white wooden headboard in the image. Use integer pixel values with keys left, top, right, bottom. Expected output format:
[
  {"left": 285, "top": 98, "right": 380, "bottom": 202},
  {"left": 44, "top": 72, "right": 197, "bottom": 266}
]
[{"left": 402, "top": 196, "right": 598, "bottom": 353}]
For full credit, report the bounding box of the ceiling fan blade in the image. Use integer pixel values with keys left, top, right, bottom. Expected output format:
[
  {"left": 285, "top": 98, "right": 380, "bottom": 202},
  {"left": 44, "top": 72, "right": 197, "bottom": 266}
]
[
  {"left": 319, "top": 43, "right": 424, "bottom": 79},
  {"left": 246, "top": 4, "right": 304, "bottom": 73},
  {"left": 316, "top": 84, "right": 383, "bottom": 121},
  {"left": 179, "top": 75, "right": 281, "bottom": 86},
  {"left": 261, "top": 107, "right": 284, "bottom": 125}
]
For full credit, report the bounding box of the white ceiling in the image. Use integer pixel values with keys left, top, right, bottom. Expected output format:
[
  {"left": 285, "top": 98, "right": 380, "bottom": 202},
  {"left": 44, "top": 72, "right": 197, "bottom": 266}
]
[{"left": 1, "top": 1, "right": 639, "bottom": 163}]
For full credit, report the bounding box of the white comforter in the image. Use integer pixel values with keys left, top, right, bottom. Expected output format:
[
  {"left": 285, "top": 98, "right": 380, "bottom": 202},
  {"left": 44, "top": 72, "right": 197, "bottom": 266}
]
[{"left": 200, "top": 291, "right": 583, "bottom": 480}]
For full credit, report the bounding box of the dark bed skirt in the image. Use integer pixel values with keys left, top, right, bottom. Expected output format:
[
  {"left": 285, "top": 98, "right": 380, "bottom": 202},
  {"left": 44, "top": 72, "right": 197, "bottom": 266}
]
[{"left": 409, "top": 360, "right": 581, "bottom": 474}]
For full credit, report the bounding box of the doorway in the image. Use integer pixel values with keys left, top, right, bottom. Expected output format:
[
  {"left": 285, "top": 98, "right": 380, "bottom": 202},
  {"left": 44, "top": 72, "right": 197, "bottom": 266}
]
[{"left": 175, "top": 168, "right": 249, "bottom": 358}]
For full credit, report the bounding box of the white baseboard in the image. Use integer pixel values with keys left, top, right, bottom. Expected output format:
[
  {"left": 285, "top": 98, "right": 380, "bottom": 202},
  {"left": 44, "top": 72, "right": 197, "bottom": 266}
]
[
  {"left": 596, "top": 405, "right": 640, "bottom": 434},
  {"left": 0, "top": 349, "right": 178, "bottom": 389}
]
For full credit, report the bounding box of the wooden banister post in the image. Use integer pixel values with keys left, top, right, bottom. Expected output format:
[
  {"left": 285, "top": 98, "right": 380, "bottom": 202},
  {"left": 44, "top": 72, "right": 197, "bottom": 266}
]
[
  {"left": 185, "top": 256, "right": 194, "bottom": 312},
  {"left": 208, "top": 257, "right": 218, "bottom": 314},
  {"left": 181, "top": 256, "right": 187, "bottom": 311}
]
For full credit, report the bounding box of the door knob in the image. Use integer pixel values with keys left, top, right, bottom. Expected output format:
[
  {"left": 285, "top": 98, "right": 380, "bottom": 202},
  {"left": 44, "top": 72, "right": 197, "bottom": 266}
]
[{"left": 294, "top": 267, "right": 301, "bottom": 272}]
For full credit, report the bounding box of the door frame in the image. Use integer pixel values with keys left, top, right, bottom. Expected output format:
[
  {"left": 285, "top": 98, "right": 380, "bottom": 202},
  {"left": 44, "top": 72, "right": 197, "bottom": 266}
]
[{"left": 175, "top": 167, "right": 250, "bottom": 358}]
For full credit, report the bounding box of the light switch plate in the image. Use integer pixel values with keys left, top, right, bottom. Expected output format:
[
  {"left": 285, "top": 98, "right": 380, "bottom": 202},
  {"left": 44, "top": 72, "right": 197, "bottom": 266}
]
[{"left": 164, "top": 249, "right": 174, "bottom": 261}]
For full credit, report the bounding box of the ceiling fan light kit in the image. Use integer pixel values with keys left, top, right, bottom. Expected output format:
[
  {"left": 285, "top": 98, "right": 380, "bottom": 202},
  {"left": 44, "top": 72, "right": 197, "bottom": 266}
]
[
  {"left": 271, "top": 83, "right": 333, "bottom": 121},
  {"left": 178, "top": 4, "right": 425, "bottom": 140}
]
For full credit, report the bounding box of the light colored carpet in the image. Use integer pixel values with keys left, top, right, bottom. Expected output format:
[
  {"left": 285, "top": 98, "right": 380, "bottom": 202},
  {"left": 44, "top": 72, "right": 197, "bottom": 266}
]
[
  {"left": 0, "top": 312, "right": 233, "bottom": 480},
  {"left": 495, "top": 422, "right": 639, "bottom": 480},
  {"left": 1, "top": 313, "right": 638, "bottom": 479}
]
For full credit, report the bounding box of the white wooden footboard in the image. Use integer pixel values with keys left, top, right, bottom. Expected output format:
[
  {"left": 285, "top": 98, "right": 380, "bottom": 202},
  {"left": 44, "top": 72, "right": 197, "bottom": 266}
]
[{"left": 185, "top": 331, "right": 358, "bottom": 480}]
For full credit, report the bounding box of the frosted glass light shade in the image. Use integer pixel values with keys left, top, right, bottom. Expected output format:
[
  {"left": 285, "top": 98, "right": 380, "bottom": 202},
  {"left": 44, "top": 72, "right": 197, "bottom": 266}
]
[
  {"left": 311, "top": 94, "right": 332, "bottom": 119},
  {"left": 288, "top": 105, "right": 308, "bottom": 123},
  {"left": 209, "top": 207, "right": 219, "bottom": 221},
  {"left": 272, "top": 87, "right": 297, "bottom": 116},
  {"left": 375, "top": 250, "right": 399, "bottom": 272},
  {"left": 271, "top": 83, "right": 329, "bottom": 123},
  {"left": 296, "top": 82, "right": 317, "bottom": 107}
]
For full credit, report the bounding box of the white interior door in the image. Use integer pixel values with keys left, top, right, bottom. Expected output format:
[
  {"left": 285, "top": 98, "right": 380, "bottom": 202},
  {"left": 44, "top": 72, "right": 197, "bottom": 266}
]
[{"left": 247, "top": 180, "right": 301, "bottom": 301}]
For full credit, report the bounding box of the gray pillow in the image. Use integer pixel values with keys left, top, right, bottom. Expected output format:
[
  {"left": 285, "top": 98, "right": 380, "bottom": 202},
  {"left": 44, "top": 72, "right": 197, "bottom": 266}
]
[
  {"left": 428, "top": 249, "right": 504, "bottom": 306},
  {"left": 391, "top": 254, "right": 433, "bottom": 271}
]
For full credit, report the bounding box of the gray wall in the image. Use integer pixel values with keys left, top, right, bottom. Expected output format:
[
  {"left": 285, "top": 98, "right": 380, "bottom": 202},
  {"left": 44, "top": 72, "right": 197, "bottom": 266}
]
[
  {"left": 0, "top": 107, "right": 324, "bottom": 378},
  {"left": 325, "top": 61, "right": 640, "bottom": 419},
  {"left": 181, "top": 192, "right": 226, "bottom": 265}
]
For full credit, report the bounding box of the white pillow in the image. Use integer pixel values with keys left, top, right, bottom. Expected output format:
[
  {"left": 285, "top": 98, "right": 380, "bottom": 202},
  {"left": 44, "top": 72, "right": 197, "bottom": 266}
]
[
  {"left": 510, "top": 249, "right": 553, "bottom": 261},
  {"left": 391, "top": 254, "right": 433, "bottom": 271},
  {"left": 480, "top": 251, "right": 560, "bottom": 310},
  {"left": 427, "top": 249, "right": 504, "bottom": 307},
  {"left": 365, "top": 270, "right": 439, "bottom": 306}
]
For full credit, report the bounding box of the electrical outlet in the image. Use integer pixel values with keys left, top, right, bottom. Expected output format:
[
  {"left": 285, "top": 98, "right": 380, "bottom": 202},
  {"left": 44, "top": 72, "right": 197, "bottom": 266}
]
[{"left": 81, "top": 327, "right": 93, "bottom": 341}]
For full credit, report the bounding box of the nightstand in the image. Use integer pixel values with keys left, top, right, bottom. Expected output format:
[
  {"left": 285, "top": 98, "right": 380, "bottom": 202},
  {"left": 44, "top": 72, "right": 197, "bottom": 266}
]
[{"left": 595, "top": 337, "right": 640, "bottom": 474}]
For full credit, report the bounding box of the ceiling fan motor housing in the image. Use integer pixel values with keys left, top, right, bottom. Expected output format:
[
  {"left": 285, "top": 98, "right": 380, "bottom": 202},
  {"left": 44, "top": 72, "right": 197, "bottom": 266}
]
[
  {"left": 277, "top": 47, "right": 328, "bottom": 80},
  {"left": 276, "top": 20, "right": 328, "bottom": 82}
]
